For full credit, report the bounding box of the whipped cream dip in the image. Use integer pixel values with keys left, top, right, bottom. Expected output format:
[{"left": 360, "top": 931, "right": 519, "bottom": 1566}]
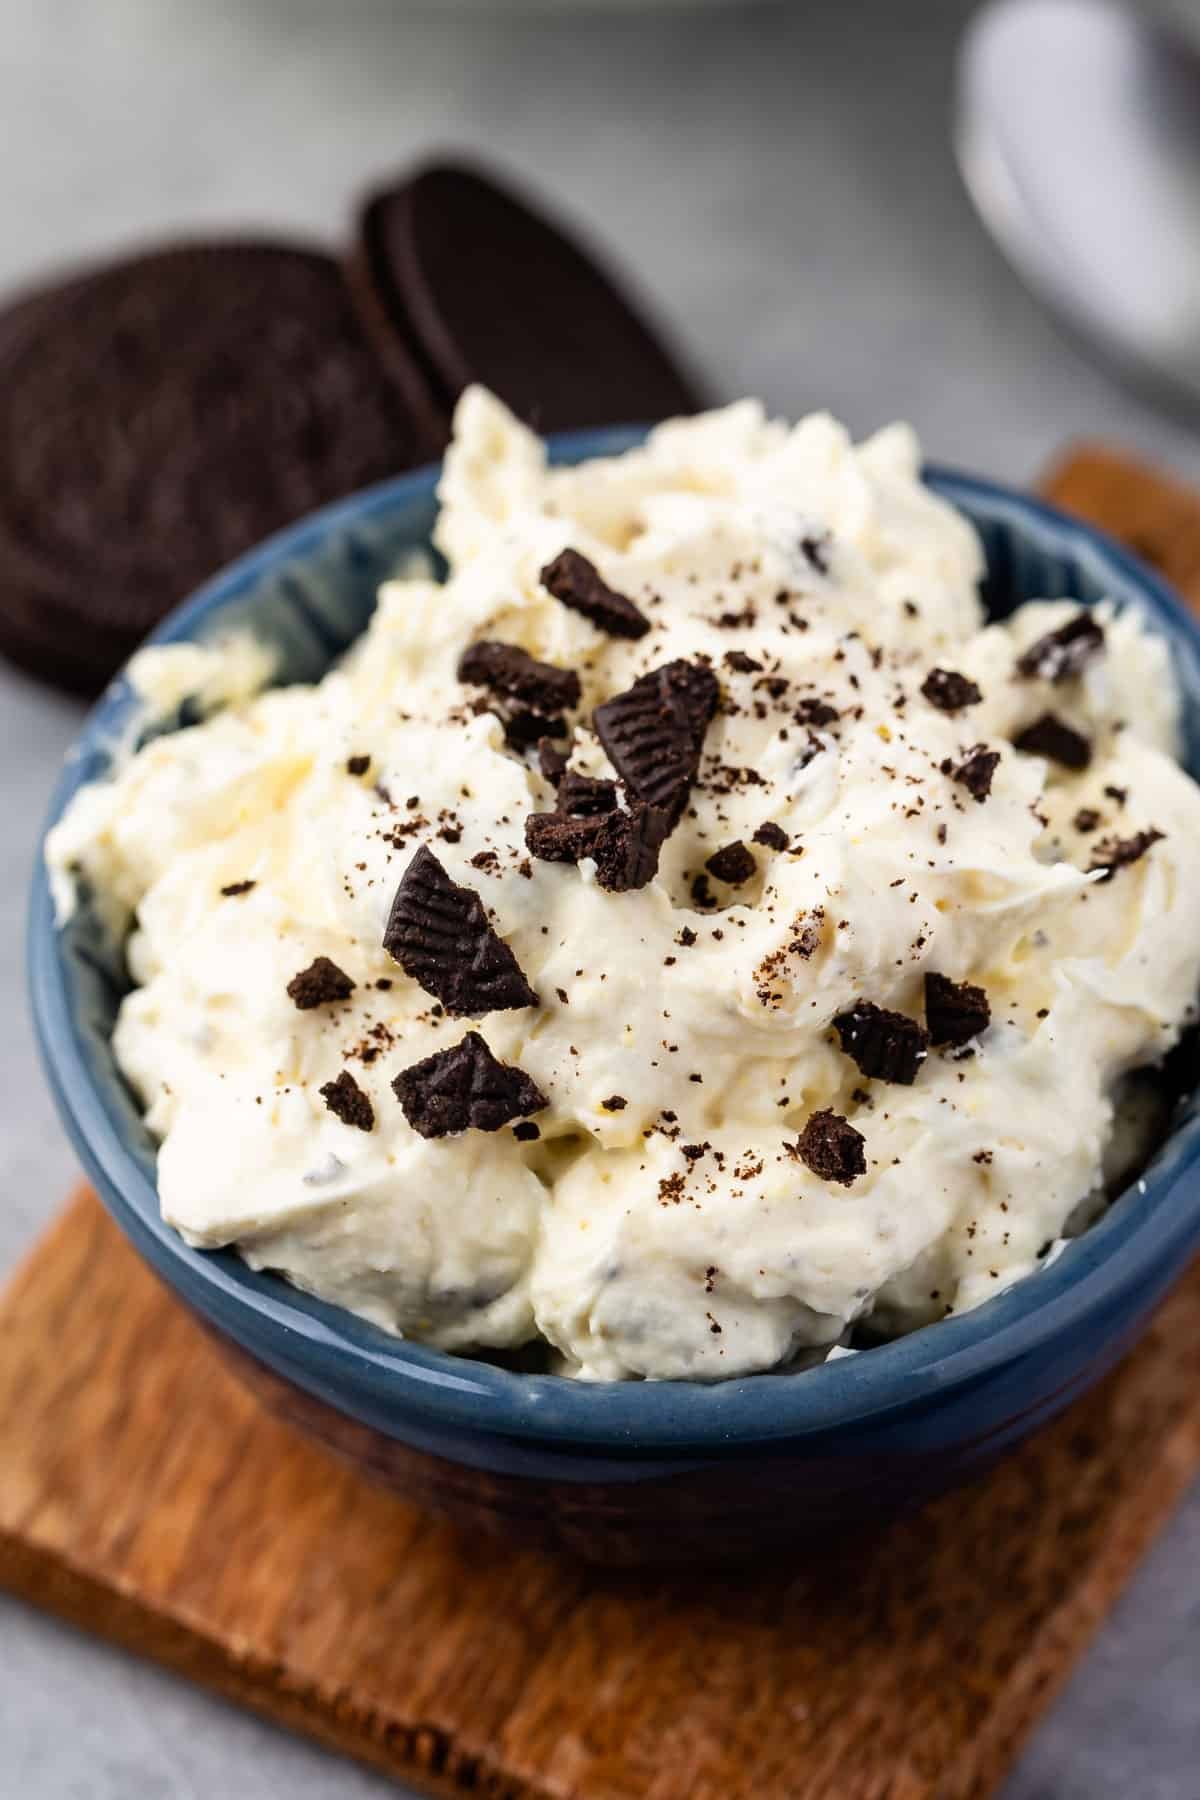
[{"left": 48, "top": 389, "right": 1200, "bottom": 1379}]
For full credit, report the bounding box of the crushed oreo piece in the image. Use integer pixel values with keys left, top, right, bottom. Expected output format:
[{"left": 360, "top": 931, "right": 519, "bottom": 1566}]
[
  {"left": 1017, "top": 611, "right": 1105, "bottom": 683},
  {"left": 537, "top": 739, "right": 569, "bottom": 786},
  {"left": 601, "top": 1094, "right": 628, "bottom": 1112},
  {"left": 833, "top": 1000, "right": 929, "bottom": 1084},
  {"left": 458, "top": 639, "right": 581, "bottom": 716},
  {"left": 287, "top": 956, "right": 355, "bottom": 1010},
  {"left": 793, "top": 696, "right": 839, "bottom": 728},
  {"left": 593, "top": 657, "right": 719, "bottom": 823},
  {"left": 1087, "top": 827, "right": 1165, "bottom": 882},
  {"left": 525, "top": 799, "right": 667, "bottom": 893},
  {"left": 504, "top": 709, "right": 566, "bottom": 748},
  {"left": 558, "top": 769, "right": 619, "bottom": 817},
  {"left": 705, "top": 840, "right": 757, "bottom": 886},
  {"left": 951, "top": 744, "right": 1001, "bottom": 802},
  {"left": 925, "top": 972, "right": 991, "bottom": 1047},
  {"left": 800, "top": 533, "right": 832, "bottom": 576},
  {"left": 1073, "top": 807, "right": 1102, "bottom": 834},
  {"left": 690, "top": 872, "right": 716, "bottom": 909},
  {"left": 921, "top": 667, "right": 982, "bottom": 712},
  {"left": 512, "top": 1119, "right": 541, "bottom": 1142},
  {"left": 795, "top": 1109, "right": 865, "bottom": 1186},
  {"left": 319, "top": 1069, "right": 374, "bottom": 1131},
  {"left": 540, "top": 547, "right": 649, "bottom": 639},
  {"left": 583, "top": 805, "right": 669, "bottom": 895},
  {"left": 752, "top": 821, "right": 790, "bottom": 852},
  {"left": 723, "top": 649, "right": 762, "bottom": 674},
  {"left": 1013, "top": 712, "right": 1092, "bottom": 771},
  {"left": 220, "top": 879, "right": 256, "bottom": 897},
  {"left": 383, "top": 845, "right": 538, "bottom": 1014},
  {"left": 346, "top": 754, "right": 371, "bottom": 776},
  {"left": 393, "top": 1031, "right": 547, "bottom": 1138}
]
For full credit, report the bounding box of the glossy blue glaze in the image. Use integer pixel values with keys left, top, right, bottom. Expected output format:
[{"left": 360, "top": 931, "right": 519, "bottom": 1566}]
[{"left": 28, "top": 429, "right": 1200, "bottom": 1556}]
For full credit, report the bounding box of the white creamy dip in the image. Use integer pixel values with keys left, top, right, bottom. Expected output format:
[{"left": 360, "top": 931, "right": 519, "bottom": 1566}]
[{"left": 47, "top": 389, "right": 1200, "bottom": 1379}]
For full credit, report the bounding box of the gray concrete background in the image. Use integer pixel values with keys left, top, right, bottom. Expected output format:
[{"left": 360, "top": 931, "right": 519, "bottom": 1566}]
[{"left": 1, "top": 1, "right": 1196, "bottom": 1794}]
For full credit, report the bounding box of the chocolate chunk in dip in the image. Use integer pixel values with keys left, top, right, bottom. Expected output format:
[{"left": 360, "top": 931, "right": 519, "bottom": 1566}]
[
  {"left": 540, "top": 547, "right": 650, "bottom": 639},
  {"left": 795, "top": 1109, "right": 866, "bottom": 1186},
  {"left": 833, "top": 1000, "right": 929, "bottom": 1085},
  {"left": 593, "top": 657, "right": 719, "bottom": 824},
  {"left": 287, "top": 956, "right": 355, "bottom": 1010},
  {"left": 383, "top": 845, "right": 538, "bottom": 1014},
  {"left": 393, "top": 1031, "right": 547, "bottom": 1138}
]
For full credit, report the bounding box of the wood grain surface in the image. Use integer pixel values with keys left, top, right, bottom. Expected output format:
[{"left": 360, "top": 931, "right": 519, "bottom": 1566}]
[
  {"left": 1, "top": 1187, "right": 1199, "bottom": 1800},
  {"left": 4, "top": 447, "right": 1200, "bottom": 1799},
  {"left": 1042, "top": 441, "right": 1200, "bottom": 607}
]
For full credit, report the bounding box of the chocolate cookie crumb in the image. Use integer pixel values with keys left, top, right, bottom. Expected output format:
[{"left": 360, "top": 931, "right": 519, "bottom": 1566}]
[
  {"left": 220, "top": 879, "right": 256, "bottom": 897},
  {"left": 705, "top": 840, "right": 757, "bottom": 886},
  {"left": 512, "top": 1119, "right": 541, "bottom": 1141},
  {"left": 346, "top": 754, "right": 371, "bottom": 776},
  {"left": 504, "top": 709, "right": 566, "bottom": 748},
  {"left": 690, "top": 873, "right": 716, "bottom": 910},
  {"left": 833, "top": 1000, "right": 929, "bottom": 1084},
  {"left": 538, "top": 739, "right": 568, "bottom": 786},
  {"left": 1087, "top": 827, "right": 1165, "bottom": 882},
  {"left": 951, "top": 744, "right": 1001, "bottom": 802},
  {"left": 1013, "top": 712, "right": 1092, "bottom": 771},
  {"left": 593, "top": 657, "right": 719, "bottom": 824},
  {"left": 558, "top": 769, "right": 618, "bottom": 817},
  {"left": 601, "top": 1094, "right": 628, "bottom": 1112},
  {"left": 795, "top": 1109, "right": 866, "bottom": 1186},
  {"left": 723, "top": 649, "right": 762, "bottom": 674},
  {"left": 793, "top": 696, "right": 839, "bottom": 728},
  {"left": 288, "top": 956, "right": 355, "bottom": 1010},
  {"left": 1017, "top": 611, "right": 1105, "bottom": 683},
  {"left": 393, "top": 1031, "right": 547, "bottom": 1138},
  {"left": 525, "top": 800, "right": 667, "bottom": 893},
  {"left": 921, "top": 668, "right": 982, "bottom": 712},
  {"left": 383, "top": 845, "right": 538, "bottom": 1013},
  {"left": 800, "top": 533, "right": 832, "bottom": 576},
  {"left": 319, "top": 1069, "right": 374, "bottom": 1131},
  {"left": 540, "top": 547, "right": 649, "bottom": 639},
  {"left": 753, "top": 821, "right": 790, "bottom": 851},
  {"left": 925, "top": 971, "right": 991, "bottom": 1047},
  {"left": 458, "top": 639, "right": 581, "bottom": 715},
  {"left": 1073, "top": 807, "right": 1102, "bottom": 833}
]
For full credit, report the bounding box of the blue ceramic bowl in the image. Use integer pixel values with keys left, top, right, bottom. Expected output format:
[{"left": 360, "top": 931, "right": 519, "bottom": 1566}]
[{"left": 29, "top": 428, "right": 1200, "bottom": 1564}]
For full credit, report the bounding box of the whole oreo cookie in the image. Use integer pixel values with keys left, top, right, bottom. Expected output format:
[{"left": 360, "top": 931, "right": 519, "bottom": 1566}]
[
  {"left": 346, "top": 161, "right": 701, "bottom": 433},
  {"left": 0, "top": 242, "right": 438, "bottom": 692}
]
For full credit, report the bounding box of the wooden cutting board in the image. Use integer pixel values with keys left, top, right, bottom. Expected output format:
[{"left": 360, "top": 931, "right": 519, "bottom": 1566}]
[{"left": 3, "top": 446, "right": 1199, "bottom": 1800}]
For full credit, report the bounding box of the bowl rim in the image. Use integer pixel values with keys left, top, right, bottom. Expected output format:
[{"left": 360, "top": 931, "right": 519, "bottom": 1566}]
[{"left": 29, "top": 426, "right": 1200, "bottom": 1451}]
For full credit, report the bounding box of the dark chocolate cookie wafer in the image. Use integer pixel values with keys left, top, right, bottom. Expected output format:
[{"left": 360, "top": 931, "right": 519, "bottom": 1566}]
[
  {"left": 0, "top": 242, "right": 439, "bottom": 693},
  {"left": 593, "top": 658, "right": 719, "bottom": 823},
  {"left": 832, "top": 1000, "right": 930, "bottom": 1086},
  {"left": 347, "top": 161, "right": 701, "bottom": 434},
  {"left": 393, "top": 1031, "right": 547, "bottom": 1139},
  {"left": 383, "top": 845, "right": 539, "bottom": 1014}
]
